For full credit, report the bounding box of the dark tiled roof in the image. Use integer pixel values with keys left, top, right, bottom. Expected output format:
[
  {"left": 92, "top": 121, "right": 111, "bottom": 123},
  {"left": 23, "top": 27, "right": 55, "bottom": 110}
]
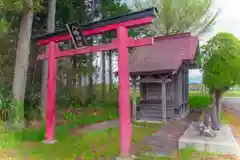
[{"left": 129, "top": 33, "right": 198, "bottom": 75}]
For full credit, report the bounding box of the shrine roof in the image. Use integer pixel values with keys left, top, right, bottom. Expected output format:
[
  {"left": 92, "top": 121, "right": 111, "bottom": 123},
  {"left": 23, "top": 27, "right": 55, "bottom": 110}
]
[{"left": 129, "top": 32, "right": 199, "bottom": 75}]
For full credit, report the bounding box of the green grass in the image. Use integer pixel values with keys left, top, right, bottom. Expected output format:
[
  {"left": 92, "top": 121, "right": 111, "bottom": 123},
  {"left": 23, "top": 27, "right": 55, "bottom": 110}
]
[
  {"left": 136, "top": 155, "right": 171, "bottom": 160},
  {"left": 17, "top": 106, "right": 118, "bottom": 142},
  {"left": 136, "top": 147, "right": 227, "bottom": 160},
  {"left": 188, "top": 90, "right": 240, "bottom": 110},
  {"left": 189, "top": 90, "right": 208, "bottom": 96},
  {"left": 0, "top": 104, "right": 161, "bottom": 159},
  {"left": 0, "top": 121, "right": 161, "bottom": 159},
  {"left": 224, "top": 90, "right": 240, "bottom": 97}
]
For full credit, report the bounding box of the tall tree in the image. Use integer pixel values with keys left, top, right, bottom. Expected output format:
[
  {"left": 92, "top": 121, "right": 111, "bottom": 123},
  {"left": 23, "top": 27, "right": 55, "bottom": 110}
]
[
  {"left": 132, "top": 0, "right": 219, "bottom": 36},
  {"left": 11, "top": 0, "right": 40, "bottom": 130},
  {"left": 99, "top": 0, "right": 130, "bottom": 95},
  {"left": 40, "top": 0, "right": 57, "bottom": 119},
  {"left": 201, "top": 32, "right": 240, "bottom": 129}
]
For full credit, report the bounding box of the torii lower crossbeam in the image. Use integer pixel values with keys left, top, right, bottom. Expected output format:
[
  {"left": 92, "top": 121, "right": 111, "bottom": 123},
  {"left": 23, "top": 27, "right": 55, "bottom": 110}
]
[{"left": 40, "top": 27, "right": 153, "bottom": 157}]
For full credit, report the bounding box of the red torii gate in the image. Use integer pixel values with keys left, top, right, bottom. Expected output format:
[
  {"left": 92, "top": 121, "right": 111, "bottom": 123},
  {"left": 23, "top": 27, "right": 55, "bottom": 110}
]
[{"left": 35, "top": 8, "right": 157, "bottom": 157}]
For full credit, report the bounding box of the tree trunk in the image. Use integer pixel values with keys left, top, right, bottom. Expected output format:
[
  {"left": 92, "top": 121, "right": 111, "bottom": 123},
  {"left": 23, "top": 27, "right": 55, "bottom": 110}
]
[
  {"left": 215, "top": 91, "right": 221, "bottom": 121},
  {"left": 11, "top": 0, "right": 34, "bottom": 130},
  {"left": 71, "top": 56, "right": 77, "bottom": 87},
  {"left": 211, "top": 91, "right": 220, "bottom": 130},
  {"left": 108, "top": 50, "right": 113, "bottom": 92},
  {"left": 88, "top": 54, "right": 94, "bottom": 102},
  {"left": 40, "top": 0, "right": 57, "bottom": 120},
  {"left": 101, "top": 51, "right": 106, "bottom": 100}
]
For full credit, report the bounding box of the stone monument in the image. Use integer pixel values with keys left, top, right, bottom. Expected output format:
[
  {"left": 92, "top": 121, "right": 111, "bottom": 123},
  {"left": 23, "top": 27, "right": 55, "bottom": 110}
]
[
  {"left": 179, "top": 123, "right": 240, "bottom": 156},
  {"left": 179, "top": 106, "right": 240, "bottom": 156}
]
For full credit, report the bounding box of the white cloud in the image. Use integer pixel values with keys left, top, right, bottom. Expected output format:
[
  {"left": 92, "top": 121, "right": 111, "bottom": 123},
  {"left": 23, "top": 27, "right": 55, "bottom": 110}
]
[{"left": 200, "top": 0, "right": 240, "bottom": 41}]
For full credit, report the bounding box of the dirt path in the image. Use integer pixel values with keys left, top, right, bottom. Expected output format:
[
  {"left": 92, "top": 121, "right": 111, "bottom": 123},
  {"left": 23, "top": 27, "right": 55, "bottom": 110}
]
[
  {"left": 222, "top": 98, "right": 240, "bottom": 146},
  {"left": 133, "top": 113, "right": 201, "bottom": 156},
  {"left": 222, "top": 97, "right": 240, "bottom": 114},
  {"left": 71, "top": 120, "right": 119, "bottom": 135}
]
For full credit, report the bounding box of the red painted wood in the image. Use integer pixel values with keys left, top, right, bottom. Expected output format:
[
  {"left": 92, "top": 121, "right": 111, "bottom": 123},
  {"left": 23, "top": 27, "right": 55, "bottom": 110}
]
[
  {"left": 37, "top": 16, "right": 153, "bottom": 46},
  {"left": 56, "top": 40, "right": 118, "bottom": 58},
  {"left": 37, "top": 37, "right": 153, "bottom": 60},
  {"left": 117, "top": 27, "right": 132, "bottom": 157},
  {"left": 37, "top": 26, "right": 155, "bottom": 157},
  {"left": 127, "top": 37, "right": 153, "bottom": 47},
  {"left": 45, "top": 42, "right": 58, "bottom": 142}
]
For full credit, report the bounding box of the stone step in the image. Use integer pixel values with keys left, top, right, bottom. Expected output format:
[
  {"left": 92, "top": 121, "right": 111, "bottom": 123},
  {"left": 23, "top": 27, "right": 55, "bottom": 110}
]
[
  {"left": 139, "top": 103, "right": 179, "bottom": 109},
  {"left": 138, "top": 110, "right": 174, "bottom": 118},
  {"left": 139, "top": 104, "right": 161, "bottom": 109},
  {"left": 139, "top": 109, "right": 175, "bottom": 115},
  {"left": 136, "top": 114, "right": 162, "bottom": 122},
  {"left": 140, "top": 112, "right": 174, "bottom": 118},
  {"left": 139, "top": 107, "right": 174, "bottom": 112}
]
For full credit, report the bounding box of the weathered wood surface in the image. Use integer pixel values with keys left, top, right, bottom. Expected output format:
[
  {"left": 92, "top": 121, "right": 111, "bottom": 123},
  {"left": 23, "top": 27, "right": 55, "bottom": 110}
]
[
  {"left": 162, "top": 80, "right": 167, "bottom": 124},
  {"left": 145, "top": 83, "right": 175, "bottom": 101},
  {"left": 137, "top": 77, "right": 171, "bottom": 83},
  {"left": 136, "top": 64, "right": 191, "bottom": 121},
  {"left": 132, "top": 76, "right": 137, "bottom": 121},
  {"left": 137, "top": 103, "right": 178, "bottom": 120}
]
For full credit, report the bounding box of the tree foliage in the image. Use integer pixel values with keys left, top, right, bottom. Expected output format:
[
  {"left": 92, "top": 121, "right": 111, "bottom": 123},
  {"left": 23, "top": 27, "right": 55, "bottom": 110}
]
[
  {"left": 0, "top": 0, "right": 42, "bottom": 36},
  {"left": 132, "top": 0, "right": 219, "bottom": 36},
  {"left": 0, "top": 0, "right": 131, "bottom": 123},
  {"left": 200, "top": 32, "right": 240, "bottom": 129},
  {"left": 201, "top": 33, "right": 240, "bottom": 93}
]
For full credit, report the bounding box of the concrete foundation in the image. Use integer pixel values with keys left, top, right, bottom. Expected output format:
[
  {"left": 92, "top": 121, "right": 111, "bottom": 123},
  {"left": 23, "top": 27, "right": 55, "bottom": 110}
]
[{"left": 179, "top": 123, "right": 240, "bottom": 156}]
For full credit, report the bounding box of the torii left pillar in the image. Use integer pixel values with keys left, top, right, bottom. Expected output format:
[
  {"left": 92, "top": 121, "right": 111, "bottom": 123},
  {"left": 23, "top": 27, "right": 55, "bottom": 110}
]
[{"left": 43, "top": 41, "right": 58, "bottom": 143}]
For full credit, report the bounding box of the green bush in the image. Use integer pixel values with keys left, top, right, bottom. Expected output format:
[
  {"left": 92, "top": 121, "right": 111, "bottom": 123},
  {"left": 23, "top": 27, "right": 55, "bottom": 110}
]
[
  {"left": 0, "top": 84, "right": 12, "bottom": 121},
  {"left": 188, "top": 95, "right": 212, "bottom": 110},
  {"left": 56, "top": 84, "right": 119, "bottom": 108},
  {"left": 0, "top": 81, "right": 41, "bottom": 122},
  {"left": 24, "top": 82, "right": 41, "bottom": 121}
]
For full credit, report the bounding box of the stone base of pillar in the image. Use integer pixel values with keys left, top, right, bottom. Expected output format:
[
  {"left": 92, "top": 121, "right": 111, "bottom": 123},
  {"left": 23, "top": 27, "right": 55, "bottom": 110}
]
[
  {"left": 116, "top": 155, "right": 136, "bottom": 160},
  {"left": 42, "top": 140, "right": 57, "bottom": 144}
]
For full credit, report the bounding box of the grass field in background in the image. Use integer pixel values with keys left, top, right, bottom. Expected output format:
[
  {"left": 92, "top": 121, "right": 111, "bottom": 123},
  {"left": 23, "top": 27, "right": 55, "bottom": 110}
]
[
  {"left": 189, "top": 90, "right": 240, "bottom": 97},
  {"left": 223, "top": 90, "right": 240, "bottom": 97}
]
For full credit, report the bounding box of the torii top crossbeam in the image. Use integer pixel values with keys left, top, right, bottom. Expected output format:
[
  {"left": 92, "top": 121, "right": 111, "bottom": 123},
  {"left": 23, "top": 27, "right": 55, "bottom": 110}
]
[
  {"left": 35, "top": 7, "right": 157, "bottom": 46},
  {"left": 35, "top": 7, "right": 157, "bottom": 158}
]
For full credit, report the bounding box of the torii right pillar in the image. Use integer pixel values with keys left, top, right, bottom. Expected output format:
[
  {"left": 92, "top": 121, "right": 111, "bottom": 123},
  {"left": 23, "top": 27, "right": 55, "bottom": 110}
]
[
  {"left": 117, "top": 26, "right": 154, "bottom": 157},
  {"left": 117, "top": 26, "right": 132, "bottom": 157}
]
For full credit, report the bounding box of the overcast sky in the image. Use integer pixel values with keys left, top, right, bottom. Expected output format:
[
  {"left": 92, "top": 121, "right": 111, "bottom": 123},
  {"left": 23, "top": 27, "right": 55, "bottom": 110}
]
[{"left": 211, "top": 0, "right": 240, "bottom": 38}]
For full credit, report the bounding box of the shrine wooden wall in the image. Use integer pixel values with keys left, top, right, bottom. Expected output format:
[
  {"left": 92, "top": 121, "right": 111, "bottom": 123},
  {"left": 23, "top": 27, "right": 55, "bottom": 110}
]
[{"left": 137, "top": 63, "right": 190, "bottom": 120}]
